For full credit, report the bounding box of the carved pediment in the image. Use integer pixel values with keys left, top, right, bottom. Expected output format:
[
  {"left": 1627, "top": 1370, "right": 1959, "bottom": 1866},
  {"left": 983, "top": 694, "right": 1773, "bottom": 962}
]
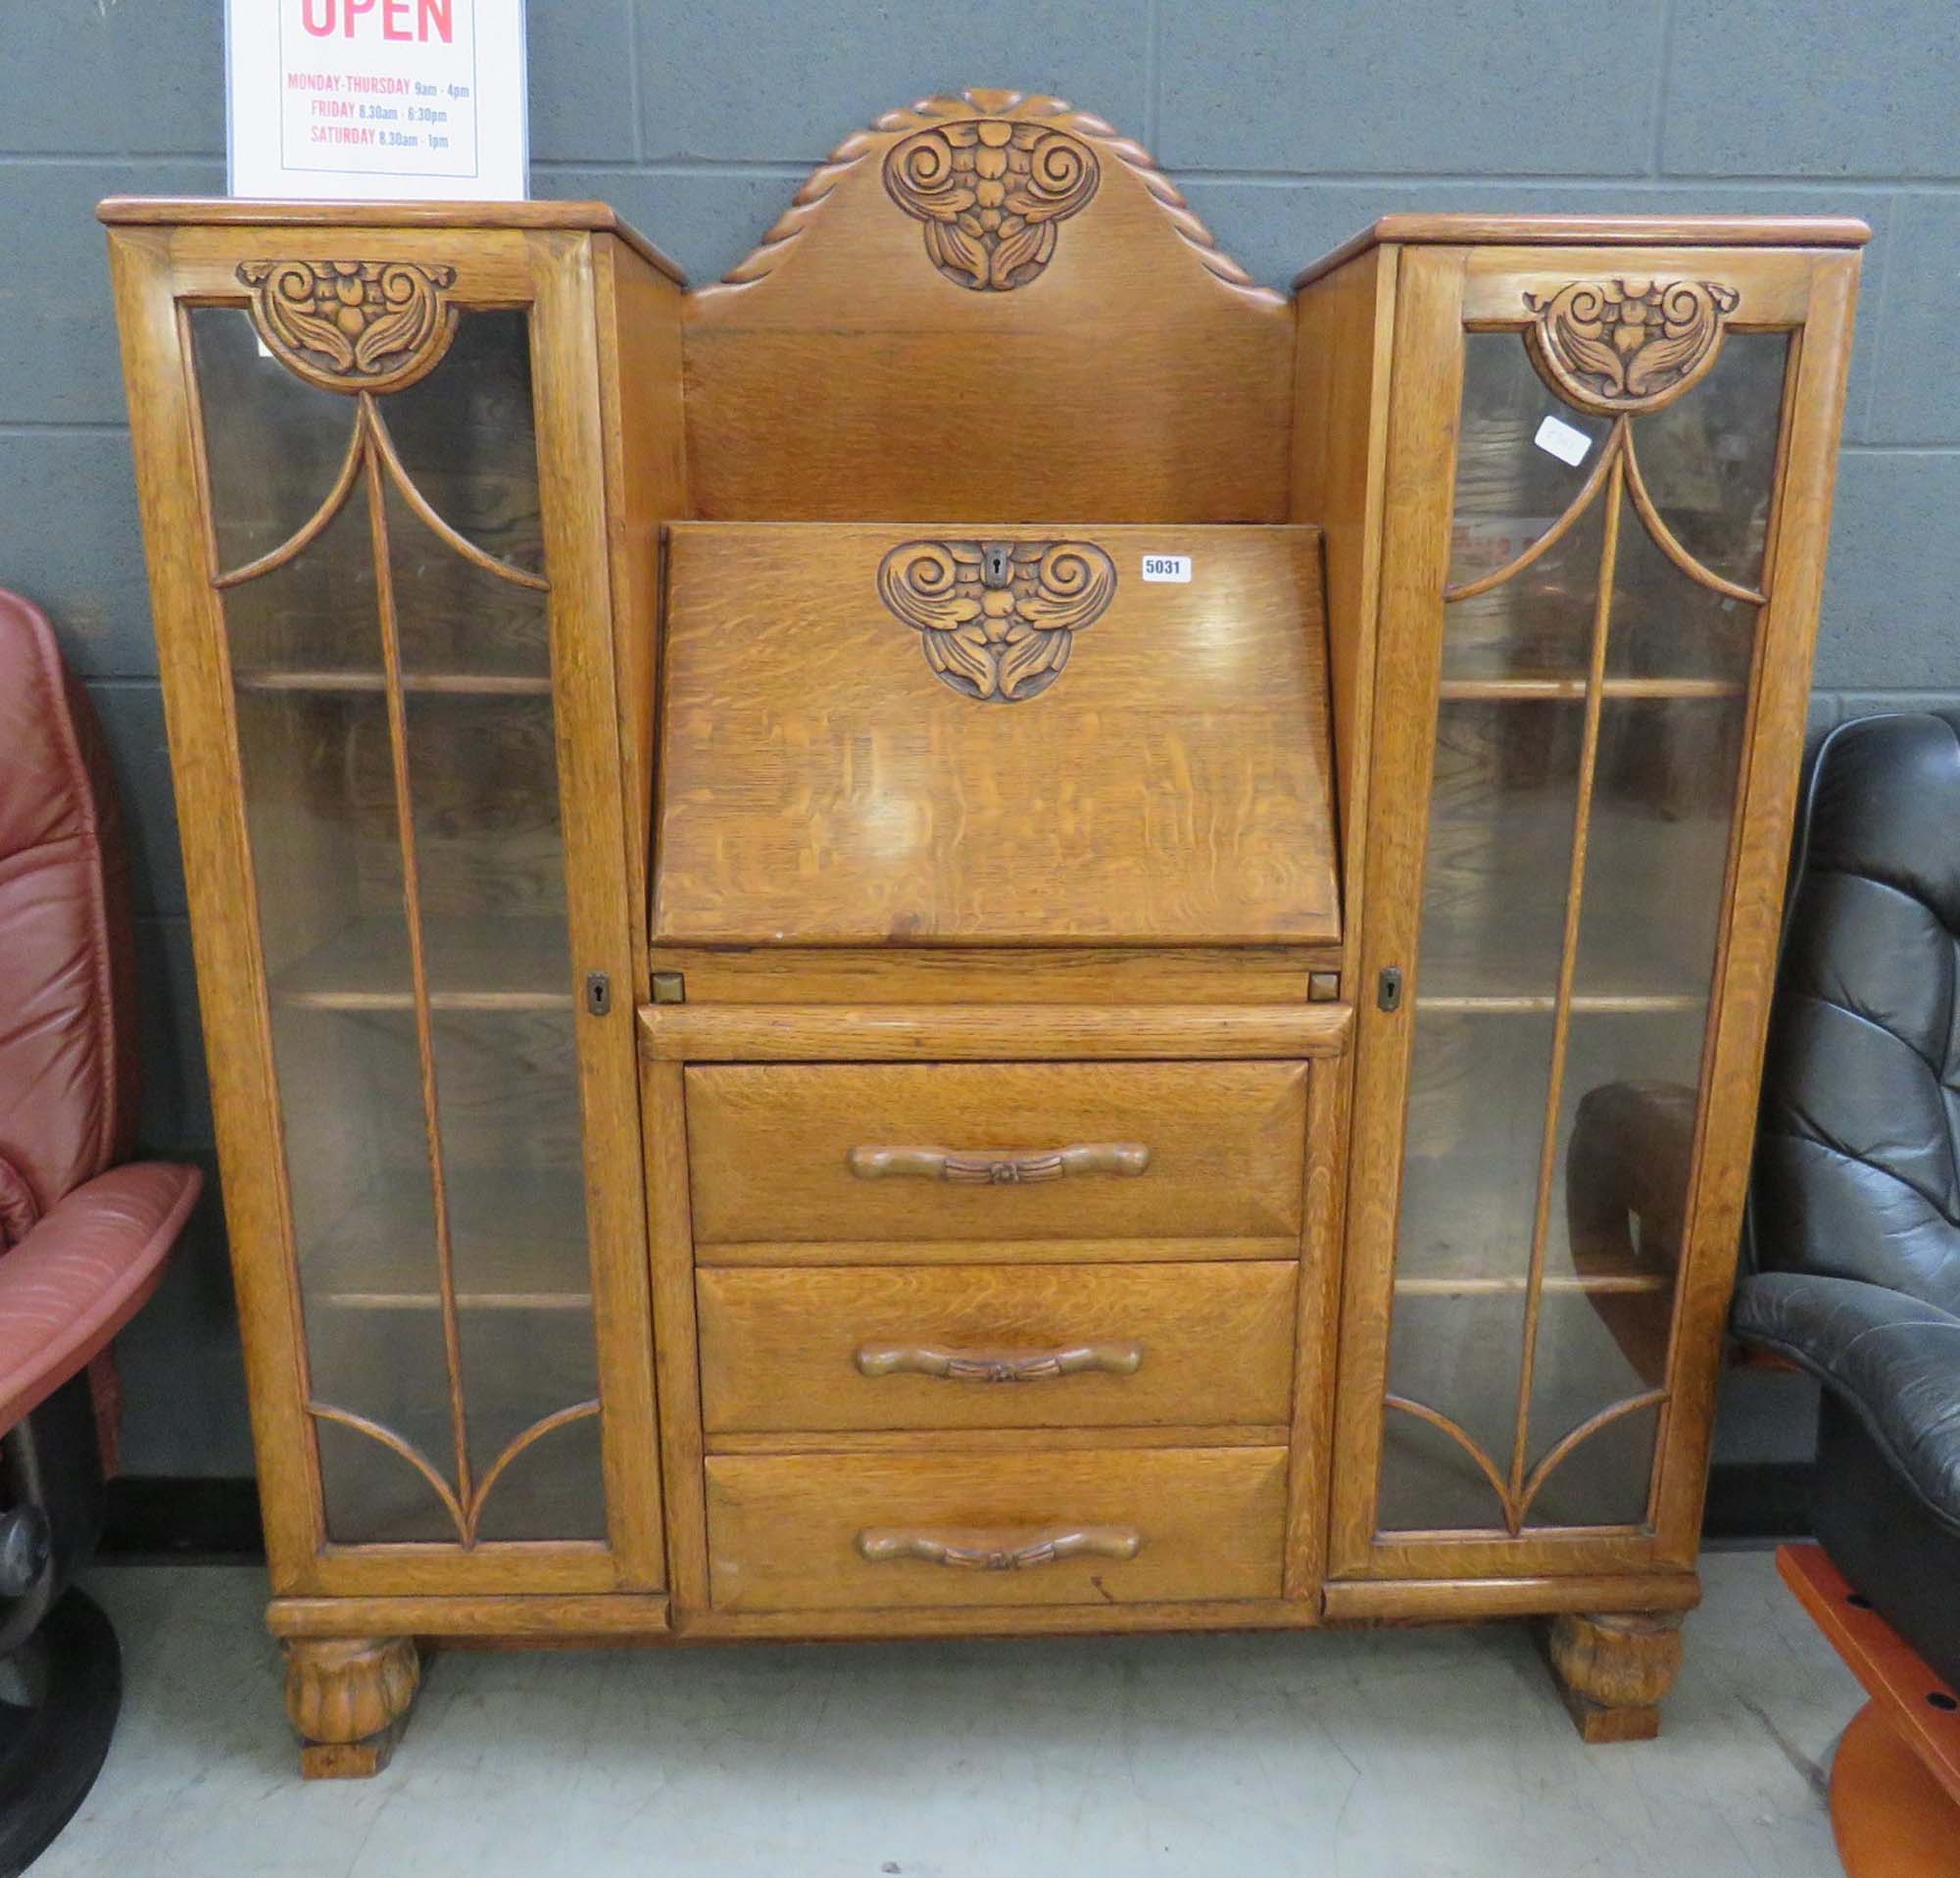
[{"left": 710, "top": 88, "right": 1276, "bottom": 306}]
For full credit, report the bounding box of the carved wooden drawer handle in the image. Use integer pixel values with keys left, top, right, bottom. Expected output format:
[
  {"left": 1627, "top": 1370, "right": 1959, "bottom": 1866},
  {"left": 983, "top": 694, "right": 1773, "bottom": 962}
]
[
  {"left": 847, "top": 1143, "right": 1151, "bottom": 1185},
  {"left": 856, "top": 1525, "right": 1145, "bottom": 1571},
  {"left": 855, "top": 1341, "right": 1145, "bottom": 1383}
]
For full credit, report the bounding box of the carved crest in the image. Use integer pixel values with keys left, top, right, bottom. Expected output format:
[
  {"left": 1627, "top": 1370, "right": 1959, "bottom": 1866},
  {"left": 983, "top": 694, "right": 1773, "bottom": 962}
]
[
  {"left": 236, "top": 259, "right": 461, "bottom": 394},
  {"left": 712, "top": 89, "right": 1278, "bottom": 306},
  {"left": 883, "top": 119, "right": 1099, "bottom": 290},
  {"left": 877, "top": 538, "right": 1116, "bottom": 703},
  {"left": 1525, "top": 277, "right": 1741, "bottom": 415}
]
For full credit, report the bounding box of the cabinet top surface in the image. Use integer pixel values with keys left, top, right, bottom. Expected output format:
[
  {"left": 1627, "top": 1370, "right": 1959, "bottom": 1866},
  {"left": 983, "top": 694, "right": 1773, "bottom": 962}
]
[
  {"left": 1294, "top": 212, "right": 1873, "bottom": 287},
  {"left": 96, "top": 194, "right": 686, "bottom": 283},
  {"left": 653, "top": 522, "right": 1340, "bottom": 950},
  {"left": 99, "top": 197, "right": 1869, "bottom": 302}
]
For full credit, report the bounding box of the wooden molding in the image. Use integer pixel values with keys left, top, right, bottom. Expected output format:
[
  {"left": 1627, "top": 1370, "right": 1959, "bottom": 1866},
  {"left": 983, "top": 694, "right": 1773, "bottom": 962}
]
[
  {"left": 640, "top": 1003, "right": 1351, "bottom": 1062},
  {"left": 884, "top": 117, "right": 1099, "bottom": 291},
  {"left": 713, "top": 87, "right": 1277, "bottom": 305},
  {"left": 1524, "top": 276, "right": 1740, "bottom": 415},
  {"left": 236, "top": 259, "right": 461, "bottom": 393},
  {"left": 1292, "top": 212, "right": 1871, "bottom": 287},
  {"left": 876, "top": 538, "right": 1117, "bottom": 702}
]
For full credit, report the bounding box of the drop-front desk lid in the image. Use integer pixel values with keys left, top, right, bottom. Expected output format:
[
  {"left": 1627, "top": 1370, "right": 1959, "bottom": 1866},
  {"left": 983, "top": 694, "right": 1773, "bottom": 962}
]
[{"left": 653, "top": 522, "right": 1338, "bottom": 948}]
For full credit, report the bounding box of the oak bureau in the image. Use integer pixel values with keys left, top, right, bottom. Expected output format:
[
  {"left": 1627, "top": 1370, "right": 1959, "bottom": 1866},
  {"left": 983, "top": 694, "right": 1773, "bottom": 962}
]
[{"left": 99, "top": 86, "right": 1866, "bottom": 1773}]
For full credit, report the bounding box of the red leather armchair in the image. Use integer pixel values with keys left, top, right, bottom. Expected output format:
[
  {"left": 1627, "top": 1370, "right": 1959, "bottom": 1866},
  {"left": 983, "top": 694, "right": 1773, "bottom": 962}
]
[{"left": 0, "top": 590, "right": 200, "bottom": 1867}]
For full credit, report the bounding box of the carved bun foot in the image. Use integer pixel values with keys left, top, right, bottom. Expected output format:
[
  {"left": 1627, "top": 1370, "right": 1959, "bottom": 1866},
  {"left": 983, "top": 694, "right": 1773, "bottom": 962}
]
[
  {"left": 1544, "top": 1610, "right": 1684, "bottom": 1743},
  {"left": 284, "top": 1636, "right": 421, "bottom": 1779}
]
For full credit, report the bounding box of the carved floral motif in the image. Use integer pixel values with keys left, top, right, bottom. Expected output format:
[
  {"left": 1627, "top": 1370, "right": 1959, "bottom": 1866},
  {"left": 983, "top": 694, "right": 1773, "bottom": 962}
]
[
  {"left": 877, "top": 538, "right": 1117, "bottom": 702},
  {"left": 883, "top": 119, "right": 1099, "bottom": 290},
  {"left": 236, "top": 259, "right": 461, "bottom": 393},
  {"left": 1525, "top": 277, "right": 1741, "bottom": 415}
]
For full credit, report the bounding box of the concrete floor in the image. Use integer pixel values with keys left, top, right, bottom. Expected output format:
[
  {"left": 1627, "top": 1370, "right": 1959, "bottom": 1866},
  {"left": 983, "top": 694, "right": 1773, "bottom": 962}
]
[{"left": 37, "top": 1550, "right": 1859, "bottom": 1877}]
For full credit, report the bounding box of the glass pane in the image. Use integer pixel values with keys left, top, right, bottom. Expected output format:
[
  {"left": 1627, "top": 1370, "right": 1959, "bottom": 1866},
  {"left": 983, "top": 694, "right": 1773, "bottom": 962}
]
[
  {"left": 1446, "top": 331, "right": 1613, "bottom": 681},
  {"left": 382, "top": 311, "right": 544, "bottom": 579},
  {"left": 1417, "top": 698, "right": 1582, "bottom": 997},
  {"left": 384, "top": 484, "right": 550, "bottom": 683},
  {"left": 192, "top": 308, "right": 361, "bottom": 577},
  {"left": 200, "top": 305, "right": 604, "bottom": 1551},
  {"left": 1396, "top": 1010, "right": 1554, "bottom": 1288},
  {"left": 1578, "top": 695, "right": 1745, "bottom": 999},
  {"left": 218, "top": 455, "right": 380, "bottom": 683},
  {"left": 1628, "top": 331, "right": 1788, "bottom": 593},
  {"left": 1606, "top": 488, "right": 1757, "bottom": 684}
]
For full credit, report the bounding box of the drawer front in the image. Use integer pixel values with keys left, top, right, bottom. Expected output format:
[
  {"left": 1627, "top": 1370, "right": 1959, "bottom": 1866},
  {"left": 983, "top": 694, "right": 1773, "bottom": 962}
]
[
  {"left": 686, "top": 1061, "right": 1308, "bottom": 1247},
  {"left": 706, "top": 1448, "right": 1287, "bottom": 1611},
  {"left": 698, "top": 1261, "right": 1298, "bottom": 1434}
]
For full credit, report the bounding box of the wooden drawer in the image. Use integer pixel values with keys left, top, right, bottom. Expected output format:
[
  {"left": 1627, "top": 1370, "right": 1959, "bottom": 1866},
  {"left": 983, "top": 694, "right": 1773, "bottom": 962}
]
[
  {"left": 705, "top": 1448, "right": 1287, "bottom": 1611},
  {"left": 686, "top": 1061, "right": 1308, "bottom": 1248},
  {"left": 698, "top": 1261, "right": 1298, "bottom": 1434}
]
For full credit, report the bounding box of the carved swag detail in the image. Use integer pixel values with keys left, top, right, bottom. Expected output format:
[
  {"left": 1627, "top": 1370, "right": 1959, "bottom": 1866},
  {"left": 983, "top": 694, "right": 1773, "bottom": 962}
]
[
  {"left": 1525, "top": 277, "right": 1741, "bottom": 415},
  {"left": 877, "top": 539, "right": 1116, "bottom": 702},
  {"left": 236, "top": 259, "right": 462, "bottom": 394},
  {"left": 883, "top": 119, "right": 1099, "bottom": 291}
]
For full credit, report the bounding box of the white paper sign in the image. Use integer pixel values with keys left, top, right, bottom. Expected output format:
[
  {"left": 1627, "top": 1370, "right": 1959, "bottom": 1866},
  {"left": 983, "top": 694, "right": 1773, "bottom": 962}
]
[
  {"left": 1141, "top": 554, "right": 1193, "bottom": 583},
  {"left": 227, "top": 0, "right": 528, "bottom": 201},
  {"left": 1534, "top": 413, "right": 1592, "bottom": 468}
]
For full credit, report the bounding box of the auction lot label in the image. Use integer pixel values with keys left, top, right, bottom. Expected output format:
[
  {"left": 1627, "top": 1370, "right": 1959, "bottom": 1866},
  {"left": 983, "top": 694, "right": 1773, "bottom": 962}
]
[{"left": 228, "top": 0, "right": 528, "bottom": 199}]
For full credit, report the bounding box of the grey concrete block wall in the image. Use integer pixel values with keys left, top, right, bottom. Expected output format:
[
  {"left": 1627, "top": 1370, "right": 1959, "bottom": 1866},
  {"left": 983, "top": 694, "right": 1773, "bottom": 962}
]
[{"left": 1, "top": 0, "right": 1954, "bottom": 1477}]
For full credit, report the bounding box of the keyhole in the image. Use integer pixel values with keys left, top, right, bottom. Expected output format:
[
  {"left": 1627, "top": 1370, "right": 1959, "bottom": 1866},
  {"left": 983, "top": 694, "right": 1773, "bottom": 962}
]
[{"left": 982, "top": 544, "right": 1013, "bottom": 588}]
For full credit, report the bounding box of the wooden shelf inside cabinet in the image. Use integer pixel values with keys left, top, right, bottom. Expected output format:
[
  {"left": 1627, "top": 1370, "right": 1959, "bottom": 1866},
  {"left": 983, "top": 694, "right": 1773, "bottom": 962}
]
[
  {"left": 1419, "top": 993, "right": 1708, "bottom": 1014},
  {"left": 1436, "top": 677, "right": 1746, "bottom": 702},
  {"left": 1395, "top": 1267, "right": 1672, "bottom": 1297},
  {"left": 233, "top": 670, "right": 553, "bottom": 698},
  {"left": 270, "top": 916, "right": 572, "bottom": 1012},
  {"left": 300, "top": 1167, "right": 592, "bottom": 1312}
]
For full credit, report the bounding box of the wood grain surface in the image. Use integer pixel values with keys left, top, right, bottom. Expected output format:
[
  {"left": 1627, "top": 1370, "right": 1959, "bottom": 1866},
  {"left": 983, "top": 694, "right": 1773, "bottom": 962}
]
[
  {"left": 705, "top": 1446, "right": 1287, "bottom": 1611},
  {"left": 680, "top": 90, "right": 1292, "bottom": 523},
  {"left": 684, "top": 1060, "right": 1308, "bottom": 1245},
  {"left": 697, "top": 1260, "right": 1297, "bottom": 1433},
  {"left": 654, "top": 522, "right": 1337, "bottom": 948}
]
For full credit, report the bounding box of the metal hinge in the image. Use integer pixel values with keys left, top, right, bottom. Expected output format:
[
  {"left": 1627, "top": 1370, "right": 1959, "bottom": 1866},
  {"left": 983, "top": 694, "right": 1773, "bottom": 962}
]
[
  {"left": 1377, "top": 966, "right": 1403, "bottom": 1013},
  {"left": 584, "top": 972, "right": 612, "bottom": 1016}
]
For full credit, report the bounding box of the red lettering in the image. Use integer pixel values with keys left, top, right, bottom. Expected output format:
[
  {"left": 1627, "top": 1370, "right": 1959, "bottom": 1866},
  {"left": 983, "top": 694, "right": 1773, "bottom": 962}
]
[{"left": 297, "top": 0, "right": 451, "bottom": 46}]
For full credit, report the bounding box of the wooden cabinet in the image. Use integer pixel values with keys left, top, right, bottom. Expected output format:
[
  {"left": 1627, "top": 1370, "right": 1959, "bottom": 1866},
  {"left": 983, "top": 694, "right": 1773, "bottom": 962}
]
[
  {"left": 102, "top": 89, "right": 1865, "bottom": 1774},
  {"left": 1310, "top": 236, "right": 1862, "bottom": 1611}
]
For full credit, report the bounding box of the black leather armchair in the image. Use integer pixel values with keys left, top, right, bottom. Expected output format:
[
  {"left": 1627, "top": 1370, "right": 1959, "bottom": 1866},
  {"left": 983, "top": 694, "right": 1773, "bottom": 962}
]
[{"left": 1734, "top": 710, "right": 1960, "bottom": 1694}]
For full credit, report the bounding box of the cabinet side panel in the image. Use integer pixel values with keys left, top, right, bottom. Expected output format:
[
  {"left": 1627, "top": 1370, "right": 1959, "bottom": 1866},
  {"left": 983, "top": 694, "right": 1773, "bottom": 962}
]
[
  {"left": 527, "top": 230, "right": 665, "bottom": 1588},
  {"left": 1292, "top": 245, "right": 1396, "bottom": 996},
  {"left": 593, "top": 239, "right": 687, "bottom": 982},
  {"left": 1328, "top": 245, "right": 1468, "bottom": 1577},
  {"left": 106, "top": 226, "right": 324, "bottom": 1584}
]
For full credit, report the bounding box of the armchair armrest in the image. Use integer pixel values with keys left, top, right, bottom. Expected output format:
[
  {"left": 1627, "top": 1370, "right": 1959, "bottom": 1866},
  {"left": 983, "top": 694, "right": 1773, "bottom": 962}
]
[
  {"left": 0, "top": 1161, "right": 200, "bottom": 1435},
  {"left": 1733, "top": 1269, "right": 1960, "bottom": 1536}
]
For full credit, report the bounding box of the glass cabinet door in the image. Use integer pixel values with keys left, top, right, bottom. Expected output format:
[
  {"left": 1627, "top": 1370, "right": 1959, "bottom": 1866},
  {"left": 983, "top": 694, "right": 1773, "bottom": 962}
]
[
  {"left": 178, "top": 254, "right": 654, "bottom": 1585},
  {"left": 1340, "top": 253, "right": 1816, "bottom": 1569}
]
